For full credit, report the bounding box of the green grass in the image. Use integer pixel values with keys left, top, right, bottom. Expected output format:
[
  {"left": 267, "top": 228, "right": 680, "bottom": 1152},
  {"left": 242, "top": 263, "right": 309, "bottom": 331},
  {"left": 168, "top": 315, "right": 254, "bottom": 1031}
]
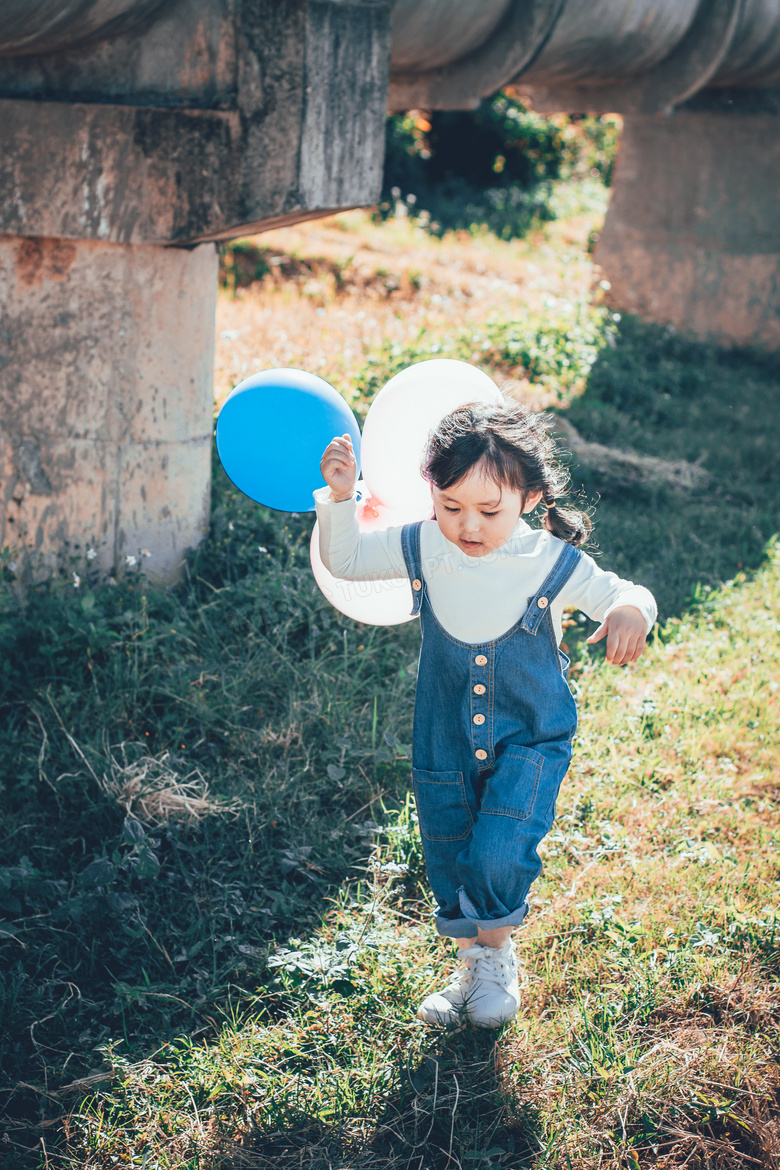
[
  {"left": 562, "top": 317, "right": 780, "bottom": 621},
  {"left": 1, "top": 312, "right": 779, "bottom": 1168},
  {"left": 350, "top": 297, "right": 608, "bottom": 417}
]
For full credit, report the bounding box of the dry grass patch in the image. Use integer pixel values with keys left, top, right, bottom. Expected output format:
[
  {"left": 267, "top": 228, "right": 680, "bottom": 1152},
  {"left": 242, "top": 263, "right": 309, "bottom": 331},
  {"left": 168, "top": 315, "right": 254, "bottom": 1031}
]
[{"left": 214, "top": 193, "right": 607, "bottom": 411}]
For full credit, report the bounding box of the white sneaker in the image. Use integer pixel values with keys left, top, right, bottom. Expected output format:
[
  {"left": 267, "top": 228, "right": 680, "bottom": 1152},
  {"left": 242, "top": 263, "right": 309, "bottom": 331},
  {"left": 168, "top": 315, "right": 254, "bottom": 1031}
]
[
  {"left": 417, "top": 939, "right": 521, "bottom": 1028},
  {"left": 462, "top": 939, "right": 521, "bottom": 1028},
  {"left": 417, "top": 962, "right": 471, "bottom": 1025}
]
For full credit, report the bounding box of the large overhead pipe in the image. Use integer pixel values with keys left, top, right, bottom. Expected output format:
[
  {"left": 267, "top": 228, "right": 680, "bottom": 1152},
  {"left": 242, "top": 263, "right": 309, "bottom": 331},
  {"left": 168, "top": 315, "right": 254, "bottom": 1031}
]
[
  {"left": 390, "top": 0, "right": 780, "bottom": 352},
  {"left": 0, "top": 1, "right": 169, "bottom": 56}
]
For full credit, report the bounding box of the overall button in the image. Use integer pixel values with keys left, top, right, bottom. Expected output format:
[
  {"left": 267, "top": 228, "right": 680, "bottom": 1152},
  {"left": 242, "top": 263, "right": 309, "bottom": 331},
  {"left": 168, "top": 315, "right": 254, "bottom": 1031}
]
[
  {"left": 537, "top": 596, "right": 549, "bottom": 609},
  {"left": 475, "top": 749, "right": 488, "bottom": 761},
  {"left": 473, "top": 714, "right": 485, "bottom": 725},
  {"left": 412, "top": 579, "right": 422, "bottom": 591},
  {"left": 474, "top": 654, "right": 487, "bottom": 666},
  {"left": 473, "top": 684, "right": 486, "bottom": 695}
]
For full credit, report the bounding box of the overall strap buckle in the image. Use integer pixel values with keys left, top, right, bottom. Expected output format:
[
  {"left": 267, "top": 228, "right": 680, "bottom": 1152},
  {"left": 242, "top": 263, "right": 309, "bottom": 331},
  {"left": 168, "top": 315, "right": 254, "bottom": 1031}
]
[
  {"left": 400, "top": 522, "right": 425, "bottom": 616},
  {"left": 521, "top": 542, "right": 582, "bottom": 634}
]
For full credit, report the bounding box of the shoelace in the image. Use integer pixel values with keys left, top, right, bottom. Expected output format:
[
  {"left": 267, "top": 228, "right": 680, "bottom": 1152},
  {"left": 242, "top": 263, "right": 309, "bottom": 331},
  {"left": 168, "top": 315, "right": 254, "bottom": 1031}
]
[{"left": 459, "top": 944, "right": 516, "bottom": 989}]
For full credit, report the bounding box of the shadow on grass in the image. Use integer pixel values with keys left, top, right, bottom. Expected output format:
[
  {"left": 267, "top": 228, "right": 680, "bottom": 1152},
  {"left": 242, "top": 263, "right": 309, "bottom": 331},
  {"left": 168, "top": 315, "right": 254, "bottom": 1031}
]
[
  {"left": 0, "top": 465, "right": 420, "bottom": 1163},
  {"left": 362, "top": 1028, "right": 543, "bottom": 1170},
  {"left": 216, "top": 1028, "right": 542, "bottom": 1169},
  {"left": 557, "top": 316, "right": 780, "bottom": 624}
]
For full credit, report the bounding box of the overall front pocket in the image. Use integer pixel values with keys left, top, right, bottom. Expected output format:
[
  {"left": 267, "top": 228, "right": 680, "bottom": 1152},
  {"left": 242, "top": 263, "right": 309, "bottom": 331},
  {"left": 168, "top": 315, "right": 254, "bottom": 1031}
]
[
  {"left": 480, "top": 745, "right": 545, "bottom": 822},
  {"left": 412, "top": 768, "right": 474, "bottom": 842}
]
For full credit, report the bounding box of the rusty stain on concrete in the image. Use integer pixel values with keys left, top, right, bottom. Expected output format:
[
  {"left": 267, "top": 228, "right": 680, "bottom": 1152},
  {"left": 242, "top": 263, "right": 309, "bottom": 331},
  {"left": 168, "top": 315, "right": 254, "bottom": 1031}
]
[{"left": 15, "top": 237, "right": 78, "bottom": 287}]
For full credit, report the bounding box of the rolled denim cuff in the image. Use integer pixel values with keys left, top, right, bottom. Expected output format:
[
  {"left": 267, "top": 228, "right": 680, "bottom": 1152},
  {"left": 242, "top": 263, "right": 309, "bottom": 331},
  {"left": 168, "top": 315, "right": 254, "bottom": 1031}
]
[
  {"left": 434, "top": 916, "right": 479, "bottom": 939},
  {"left": 434, "top": 892, "right": 530, "bottom": 939}
]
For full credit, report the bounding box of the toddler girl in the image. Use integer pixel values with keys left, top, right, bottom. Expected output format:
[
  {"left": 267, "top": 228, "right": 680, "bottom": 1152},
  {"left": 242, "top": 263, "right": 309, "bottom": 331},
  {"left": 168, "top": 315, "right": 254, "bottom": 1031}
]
[{"left": 317, "top": 402, "right": 656, "bottom": 1028}]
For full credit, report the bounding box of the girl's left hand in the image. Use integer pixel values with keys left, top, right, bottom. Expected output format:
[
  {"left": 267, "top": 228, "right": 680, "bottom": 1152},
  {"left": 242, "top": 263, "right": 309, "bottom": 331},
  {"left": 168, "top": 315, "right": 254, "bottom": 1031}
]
[{"left": 586, "top": 606, "right": 648, "bottom": 666}]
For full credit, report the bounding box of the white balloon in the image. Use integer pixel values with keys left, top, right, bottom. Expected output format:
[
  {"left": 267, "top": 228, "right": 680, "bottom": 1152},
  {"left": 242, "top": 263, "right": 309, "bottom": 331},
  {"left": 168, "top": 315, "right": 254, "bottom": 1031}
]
[
  {"left": 360, "top": 359, "right": 503, "bottom": 514},
  {"left": 310, "top": 485, "right": 429, "bottom": 626}
]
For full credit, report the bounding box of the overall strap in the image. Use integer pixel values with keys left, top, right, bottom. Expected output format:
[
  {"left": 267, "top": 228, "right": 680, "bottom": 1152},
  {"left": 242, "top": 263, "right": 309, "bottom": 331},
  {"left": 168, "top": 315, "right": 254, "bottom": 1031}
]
[
  {"left": 400, "top": 522, "right": 425, "bottom": 616},
  {"left": 521, "top": 541, "right": 582, "bottom": 635}
]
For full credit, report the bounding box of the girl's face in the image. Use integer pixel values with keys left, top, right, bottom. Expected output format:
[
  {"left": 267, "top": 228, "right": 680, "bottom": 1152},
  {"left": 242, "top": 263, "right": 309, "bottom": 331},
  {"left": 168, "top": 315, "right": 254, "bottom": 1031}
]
[{"left": 431, "top": 468, "right": 542, "bottom": 557}]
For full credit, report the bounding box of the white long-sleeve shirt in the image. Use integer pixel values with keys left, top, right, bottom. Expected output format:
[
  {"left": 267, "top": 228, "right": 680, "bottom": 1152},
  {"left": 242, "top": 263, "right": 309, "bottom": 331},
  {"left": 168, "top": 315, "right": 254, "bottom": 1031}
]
[{"left": 314, "top": 488, "right": 657, "bottom": 645}]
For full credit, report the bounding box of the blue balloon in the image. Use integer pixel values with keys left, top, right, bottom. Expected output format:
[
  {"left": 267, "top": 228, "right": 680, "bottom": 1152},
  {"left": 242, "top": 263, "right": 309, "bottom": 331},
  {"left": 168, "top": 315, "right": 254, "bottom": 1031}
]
[{"left": 216, "top": 368, "right": 361, "bottom": 512}]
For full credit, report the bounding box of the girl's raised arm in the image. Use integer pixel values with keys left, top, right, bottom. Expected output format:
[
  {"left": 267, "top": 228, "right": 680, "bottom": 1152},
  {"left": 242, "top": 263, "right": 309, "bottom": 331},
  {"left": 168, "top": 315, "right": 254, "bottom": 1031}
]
[{"left": 315, "top": 437, "right": 410, "bottom": 582}]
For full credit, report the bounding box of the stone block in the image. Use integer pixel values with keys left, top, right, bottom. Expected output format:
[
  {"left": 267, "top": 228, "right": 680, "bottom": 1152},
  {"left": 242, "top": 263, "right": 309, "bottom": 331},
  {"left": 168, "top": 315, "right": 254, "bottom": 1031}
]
[
  {"left": 0, "top": 0, "right": 392, "bottom": 244},
  {"left": 596, "top": 111, "right": 780, "bottom": 350}
]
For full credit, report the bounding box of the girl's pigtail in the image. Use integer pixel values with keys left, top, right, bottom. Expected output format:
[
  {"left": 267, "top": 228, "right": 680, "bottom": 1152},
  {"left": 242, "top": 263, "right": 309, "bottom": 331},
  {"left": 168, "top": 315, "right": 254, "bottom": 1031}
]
[{"left": 542, "top": 498, "right": 592, "bottom": 547}]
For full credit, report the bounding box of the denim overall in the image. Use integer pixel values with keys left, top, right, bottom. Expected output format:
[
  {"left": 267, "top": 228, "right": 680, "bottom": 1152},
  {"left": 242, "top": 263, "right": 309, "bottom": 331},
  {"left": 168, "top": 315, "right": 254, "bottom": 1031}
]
[{"left": 401, "top": 522, "right": 582, "bottom": 939}]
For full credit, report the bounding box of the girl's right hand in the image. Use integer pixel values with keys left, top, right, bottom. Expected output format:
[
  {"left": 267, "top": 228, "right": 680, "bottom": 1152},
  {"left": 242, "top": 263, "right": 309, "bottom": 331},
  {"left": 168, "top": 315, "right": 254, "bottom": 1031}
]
[{"left": 320, "top": 434, "right": 357, "bottom": 502}]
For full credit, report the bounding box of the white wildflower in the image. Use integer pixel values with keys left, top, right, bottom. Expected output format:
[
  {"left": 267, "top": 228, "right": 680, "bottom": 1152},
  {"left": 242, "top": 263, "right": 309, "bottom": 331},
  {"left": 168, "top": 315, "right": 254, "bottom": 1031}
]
[
  {"left": 86, "top": 548, "right": 97, "bottom": 561},
  {"left": 377, "top": 861, "right": 409, "bottom": 875},
  {"left": 125, "top": 554, "right": 137, "bottom": 567},
  {"left": 72, "top": 572, "right": 81, "bottom": 588}
]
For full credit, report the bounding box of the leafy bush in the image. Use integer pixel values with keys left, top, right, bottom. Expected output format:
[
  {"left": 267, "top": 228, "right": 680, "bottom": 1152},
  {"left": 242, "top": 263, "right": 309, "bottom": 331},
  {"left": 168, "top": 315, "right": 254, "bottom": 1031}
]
[
  {"left": 352, "top": 305, "right": 611, "bottom": 414},
  {"left": 380, "top": 93, "right": 620, "bottom": 238}
]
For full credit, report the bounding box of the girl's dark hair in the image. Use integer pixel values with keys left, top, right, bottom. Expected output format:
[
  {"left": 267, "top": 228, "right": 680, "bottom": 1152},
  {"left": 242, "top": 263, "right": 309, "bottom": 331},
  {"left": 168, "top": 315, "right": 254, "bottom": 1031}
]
[{"left": 422, "top": 401, "right": 592, "bottom": 546}]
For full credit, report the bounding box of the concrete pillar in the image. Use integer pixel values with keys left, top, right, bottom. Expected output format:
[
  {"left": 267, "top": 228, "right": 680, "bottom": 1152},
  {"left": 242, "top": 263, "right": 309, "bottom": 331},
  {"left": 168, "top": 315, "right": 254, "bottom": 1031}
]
[
  {"left": 0, "top": 236, "right": 217, "bottom": 577},
  {"left": 596, "top": 110, "right": 780, "bottom": 350}
]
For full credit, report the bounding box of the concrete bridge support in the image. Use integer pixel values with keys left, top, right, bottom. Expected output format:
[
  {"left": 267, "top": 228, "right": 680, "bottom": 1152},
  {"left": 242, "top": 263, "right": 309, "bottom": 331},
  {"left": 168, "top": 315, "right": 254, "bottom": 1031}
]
[
  {"left": 0, "top": 0, "right": 392, "bottom": 578},
  {"left": 595, "top": 108, "right": 780, "bottom": 351},
  {"left": 0, "top": 237, "right": 217, "bottom": 572},
  {"left": 390, "top": 0, "right": 780, "bottom": 353}
]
